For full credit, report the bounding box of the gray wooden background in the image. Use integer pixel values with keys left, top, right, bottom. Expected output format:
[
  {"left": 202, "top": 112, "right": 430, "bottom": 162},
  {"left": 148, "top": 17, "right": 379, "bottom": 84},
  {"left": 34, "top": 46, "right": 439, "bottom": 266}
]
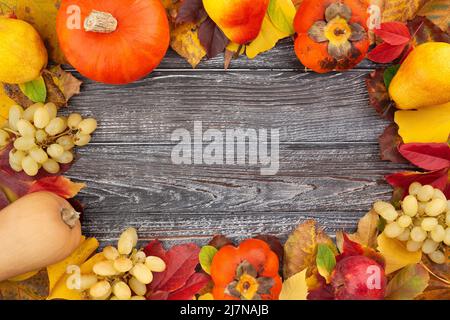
[{"left": 65, "top": 39, "right": 411, "bottom": 246}]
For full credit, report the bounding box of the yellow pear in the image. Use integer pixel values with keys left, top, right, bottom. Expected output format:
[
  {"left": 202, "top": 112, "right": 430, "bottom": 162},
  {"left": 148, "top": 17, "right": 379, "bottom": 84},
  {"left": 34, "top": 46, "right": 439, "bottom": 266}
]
[
  {"left": 389, "top": 42, "right": 450, "bottom": 110},
  {"left": 0, "top": 18, "right": 48, "bottom": 84}
]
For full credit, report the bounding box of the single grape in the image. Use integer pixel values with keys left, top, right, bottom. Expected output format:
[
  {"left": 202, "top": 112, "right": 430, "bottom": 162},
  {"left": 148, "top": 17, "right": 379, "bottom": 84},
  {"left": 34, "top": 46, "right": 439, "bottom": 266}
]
[
  {"left": 406, "top": 240, "right": 422, "bottom": 252},
  {"left": 89, "top": 281, "right": 111, "bottom": 300},
  {"left": 421, "top": 217, "right": 438, "bottom": 232},
  {"left": 384, "top": 222, "right": 404, "bottom": 238},
  {"left": 67, "top": 113, "right": 83, "bottom": 129},
  {"left": 55, "top": 150, "right": 73, "bottom": 164},
  {"left": 45, "top": 117, "right": 67, "bottom": 136},
  {"left": 408, "top": 182, "right": 422, "bottom": 196},
  {"left": 35, "top": 129, "right": 48, "bottom": 144},
  {"left": 33, "top": 107, "right": 50, "bottom": 129},
  {"left": 78, "top": 118, "right": 97, "bottom": 135},
  {"left": 130, "top": 263, "right": 153, "bottom": 285},
  {"left": 430, "top": 225, "right": 445, "bottom": 243},
  {"left": 401, "top": 195, "right": 418, "bottom": 217},
  {"left": 410, "top": 226, "right": 427, "bottom": 242},
  {"left": 425, "top": 198, "right": 447, "bottom": 217},
  {"left": 397, "top": 229, "right": 410, "bottom": 241},
  {"left": 44, "top": 103, "right": 57, "bottom": 119},
  {"left": 421, "top": 239, "right": 439, "bottom": 254},
  {"left": 17, "top": 119, "right": 36, "bottom": 137},
  {"left": 21, "top": 156, "right": 39, "bottom": 176},
  {"left": 29, "top": 147, "right": 48, "bottom": 164},
  {"left": 42, "top": 159, "right": 60, "bottom": 174},
  {"left": 78, "top": 275, "right": 98, "bottom": 291},
  {"left": 113, "top": 257, "right": 133, "bottom": 273},
  {"left": 102, "top": 246, "right": 119, "bottom": 261},
  {"left": 73, "top": 133, "right": 91, "bottom": 146},
  {"left": 112, "top": 281, "right": 131, "bottom": 300},
  {"left": 47, "top": 143, "right": 64, "bottom": 159},
  {"left": 397, "top": 215, "right": 412, "bottom": 228},
  {"left": 23, "top": 103, "right": 43, "bottom": 122},
  {"left": 9, "top": 149, "right": 26, "bottom": 166},
  {"left": 373, "top": 201, "right": 398, "bottom": 222},
  {"left": 13, "top": 136, "right": 36, "bottom": 151},
  {"left": 128, "top": 277, "right": 147, "bottom": 296},
  {"left": 417, "top": 185, "right": 434, "bottom": 202},
  {"left": 428, "top": 250, "right": 445, "bottom": 264},
  {"left": 8, "top": 105, "right": 24, "bottom": 131},
  {"left": 432, "top": 188, "right": 446, "bottom": 200},
  {"left": 56, "top": 135, "right": 75, "bottom": 151},
  {"left": 0, "top": 129, "right": 10, "bottom": 147},
  {"left": 145, "top": 256, "right": 166, "bottom": 272}
]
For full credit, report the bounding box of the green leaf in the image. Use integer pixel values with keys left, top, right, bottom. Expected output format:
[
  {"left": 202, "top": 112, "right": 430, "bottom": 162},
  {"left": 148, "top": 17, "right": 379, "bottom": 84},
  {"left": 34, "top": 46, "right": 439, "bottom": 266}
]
[
  {"left": 383, "top": 64, "right": 400, "bottom": 90},
  {"left": 199, "top": 245, "right": 218, "bottom": 274},
  {"left": 316, "top": 244, "right": 336, "bottom": 282},
  {"left": 19, "top": 76, "right": 47, "bottom": 103},
  {"left": 267, "top": 0, "right": 296, "bottom": 35},
  {"left": 385, "top": 263, "right": 430, "bottom": 300}
]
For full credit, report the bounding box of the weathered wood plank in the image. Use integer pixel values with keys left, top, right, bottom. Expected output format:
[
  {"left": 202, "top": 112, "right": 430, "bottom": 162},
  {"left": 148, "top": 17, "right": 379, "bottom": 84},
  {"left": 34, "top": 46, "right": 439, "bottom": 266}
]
[
  {"left": 68, "top": 144, "right": 410, "bottom": 215},
  {"left": 65, "top": 70, "right": 386, "bottom": 144}
]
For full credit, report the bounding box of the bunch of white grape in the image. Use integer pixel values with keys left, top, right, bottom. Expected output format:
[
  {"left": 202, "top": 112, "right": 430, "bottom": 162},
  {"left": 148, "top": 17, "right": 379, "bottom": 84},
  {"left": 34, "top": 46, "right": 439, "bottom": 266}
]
[
  {"left": 70, "top": 228, "right": 166, "bottom": 300},
  {"left": 374, "top": 182, "right": 449, "bottom": 264},
  {"left": 0, "top": 103, "right": 97, "bottom": 176}
]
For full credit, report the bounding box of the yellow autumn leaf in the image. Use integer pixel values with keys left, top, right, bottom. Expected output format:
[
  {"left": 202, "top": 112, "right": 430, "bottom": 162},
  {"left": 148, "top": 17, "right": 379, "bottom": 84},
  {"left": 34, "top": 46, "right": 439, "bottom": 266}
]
[
  {"left": 377, "top": 233, "right": 422, "bottom": 274},
  {"left": 170, "top": 22, "right": 206, "bottom": 68},
  {"left": 8, "top": 270, "right": 39, "bottom": 282},
  {"left": 382, "top": 0, "right": 429, "bottom": 22},
  {"left": 0, "top": 0, "right": 65, "bottom": 64},
  {"left": 418, "top": 0, "right": 450, "bottom": 31},
  {"left": 246, "top": 15, "right": 290, "bottom": 59},
  {"left": 394, "top": 102, "right": 450, "bottom": 143},
  {"left": 267, "top": 0, "right": 296, "bottom": 35},
  {"left": 279, "top": 269, "right": 308, "bottom": 300},
  {"left": 197, "top": 293, "right": 214, "bottom": 300}
]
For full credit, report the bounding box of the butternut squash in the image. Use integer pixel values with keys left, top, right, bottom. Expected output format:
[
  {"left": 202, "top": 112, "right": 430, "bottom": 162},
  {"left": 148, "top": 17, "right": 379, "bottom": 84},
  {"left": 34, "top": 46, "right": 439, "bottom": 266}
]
[{"left": 0, "top": 191, "right": 82, "bottom": 281}]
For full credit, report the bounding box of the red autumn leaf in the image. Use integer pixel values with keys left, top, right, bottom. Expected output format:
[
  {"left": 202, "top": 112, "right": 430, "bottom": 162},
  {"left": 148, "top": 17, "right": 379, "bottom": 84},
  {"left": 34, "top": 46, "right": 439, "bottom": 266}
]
[
  {"left": 28, "top": 176, "right": 85, "bottom": 199},
  {"left": 175, "top": 0, "right": 206, "bottom": 24},
  {"left": 379, "top": 124, "right": 407, "bottom": 163},
  {"left": 374, "top": 22, "right": 411, "bottom": 45},
  {"left": 144, "top": 240, "right": 209, "bottom": 300},
  {"left": 386, "top": 168, "right": 450, "bottom": 199},
  {"left": 365, "top": 68, "right": 395, "bottom": 121},
  {"left": 167, "top": 273, "right": 210, "bottom": 300},
  {"left": 198, "top": 17, "right": 229, "bottom": 59},
  {"left": 208, "top": 234, "right": 233, "bottom": 249},
  {"left": 336, "top": 233, "right": 364, "bottom": 262},
  {"left": 307, "top": 275, "right": 335, "bottom": 300},
  {"left": 367, "top": 42, "right": 407, "bottom": 63},
  {"left": 399, "top": 143, "right": 450, "bottom": 171}
]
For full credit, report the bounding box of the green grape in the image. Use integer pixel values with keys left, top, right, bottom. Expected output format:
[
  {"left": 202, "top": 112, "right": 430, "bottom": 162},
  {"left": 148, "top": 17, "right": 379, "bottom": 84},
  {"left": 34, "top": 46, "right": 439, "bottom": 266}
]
[
  {"left": 78, "top": 118, "right": 97, "bottom": 135},
  {"left": 17, "top": 119, "right": 36, "bottom": 137},
  {"left": 67, "top": 113, "right": 82, "bottom": 129},
  {"left": 421, "top": 217, "right": 438, "bottom": 232},
  {"left": 13, "top": 136, "right": 36, "bottom": 151},
  {"left": 29, "top": 147, "right": 48, "bottom": 164},
  {"left": 417, "top": 185, "right": 434, "bottom": 202},
  {"left": 0, "top": 129, "right": 10, "bottom": 147},
  {"left": 428, "top": 250, "right": 445, "bottom": 264},
  {"left": 42, "top": 158, "right": 60, "bottom": 174},
  {"left": 421, "top": 239, "right": 438, "bottom": 254},
  {"left": 406, "top": 240, "right": 422, "bottom": 252},
  {"left": 47, "top": 143, "right": 64, "bottom": 158},
  {"left": 430, "top": 224, "right": 445, "bottom": 243},
  {"left": 410, "top": 226, "right": 427, "bottom": 242},
  {"left": 33, "top": 107, "right": 50, "bottom": 129},
  {"left": 373, "top": 201, "right": 398, "bottom": 222},
  {"left": 74, "top": 133, "right": 91, "bottom": 146},
  {"left": 45, "top": 117, "right": 67, "bottom": 136},
  {"left": 35, "top": 129, "right": 48, "bottom": 144},
  {"left": 56, "top": 135, "right": 75, "bottom": 151},
  {"left": 21, "top": 156, "right": 39, "bottom": 176},
  {"left": 55, "top": 150, "right": 73, "bottom": 164},
  {"left": 8, "top": 105, "right": 24, "bottom": 131},
  {"left": 408, "top": 182, "right": 422, "bottom": 196},
  {"left": 384, "top": 222, "right": 404, "bottom": 238},
  {"left": 432, "top": 189, "right": 446, "bottom": 200},
  {"left": 397, "top": 229, "right": 410, "bottom": 241},
  {"left": 23, "top": 103, "right": 43, "bottom": 122},
  {"left": 401, "top": 195, "right": 418, "bottom": 217},
  {"left": 397, "top": 215, "right": 412, "bottom": 228},
  {"left": 44, "top": 103, "right": 57, "bottom": 119}
]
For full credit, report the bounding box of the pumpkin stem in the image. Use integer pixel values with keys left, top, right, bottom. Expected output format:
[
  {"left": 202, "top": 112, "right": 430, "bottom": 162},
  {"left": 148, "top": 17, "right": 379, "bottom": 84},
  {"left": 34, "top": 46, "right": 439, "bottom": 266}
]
[
  {"left": 84, "top": 10, "right": 118, "bottom": 33},
  {"left": 61, "top": 208, "right": 80, "bottom": 229}
]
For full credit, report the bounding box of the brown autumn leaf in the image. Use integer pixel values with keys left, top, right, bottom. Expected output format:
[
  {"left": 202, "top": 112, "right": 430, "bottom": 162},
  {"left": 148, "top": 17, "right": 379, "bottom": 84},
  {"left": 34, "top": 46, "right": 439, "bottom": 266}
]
[
  {"left": 0, "top": 269, "right": 49, "bottom": 300},
  {"left": 346, "top": 210, "right": 380, "bottom": 248},
  {"left": 366, "top": 68, "right": 396, "bottom": 121},
  {"left": 198, "top": 17, "right": 229, "bottom": 59},
  {"left": 0, "top": 0, "right": 66, "bottom": 64},
  {"left": 379, "top": 123, "right": 408, "bottom": 163},
  {"left": 416, "top": 247, "right": 450, "bottom": 300},
  {"left": 175, "top": 0, "right": 206, "bottom": 24},
  {"left": 407, "top": 16, "right": 450, "bottom": 45},
  {"left": 417, "top": 0, "right": 450, "bottom": 32},
  {"left": 382, "top": 0, "right": 429, "bottom": 23},
  {"left": 283, "top": 220, "right": 336, "bottom": 279},
  {"left": 385, "top": 263, "right": 430, "bottom": 300}
]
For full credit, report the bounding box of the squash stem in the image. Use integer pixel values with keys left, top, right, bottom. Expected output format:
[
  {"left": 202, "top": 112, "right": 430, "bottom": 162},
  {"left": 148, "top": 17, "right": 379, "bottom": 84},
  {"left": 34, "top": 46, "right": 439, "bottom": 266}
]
[
  {"left": 84, "top": 10, "right": 118, "bottom": 33},
  {"left": 61, "top": 208, "right": 80, "bottom": 229}
]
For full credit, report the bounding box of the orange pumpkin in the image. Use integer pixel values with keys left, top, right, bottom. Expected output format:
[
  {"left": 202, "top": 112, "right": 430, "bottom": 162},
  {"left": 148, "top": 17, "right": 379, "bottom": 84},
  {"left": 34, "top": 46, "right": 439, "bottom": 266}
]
[
  {"left": 56, "top": 0, "right": 170, "bottom": 84},
  {"left": 294, "top": 0, "right": 370, "bottom": 73}
]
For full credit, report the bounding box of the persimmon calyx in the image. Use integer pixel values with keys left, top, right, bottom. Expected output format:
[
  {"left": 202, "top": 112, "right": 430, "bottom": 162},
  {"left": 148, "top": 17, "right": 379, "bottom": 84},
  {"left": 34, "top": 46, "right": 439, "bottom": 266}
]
[
  {"left": 224, "top": 260, "right": 274, "bottom": 300},
  {"left": 308, "top": 3, "right": 366, "bottom": 60},
  {"left": 84, "top": 10, "right": 118, "bottom": 33}
]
